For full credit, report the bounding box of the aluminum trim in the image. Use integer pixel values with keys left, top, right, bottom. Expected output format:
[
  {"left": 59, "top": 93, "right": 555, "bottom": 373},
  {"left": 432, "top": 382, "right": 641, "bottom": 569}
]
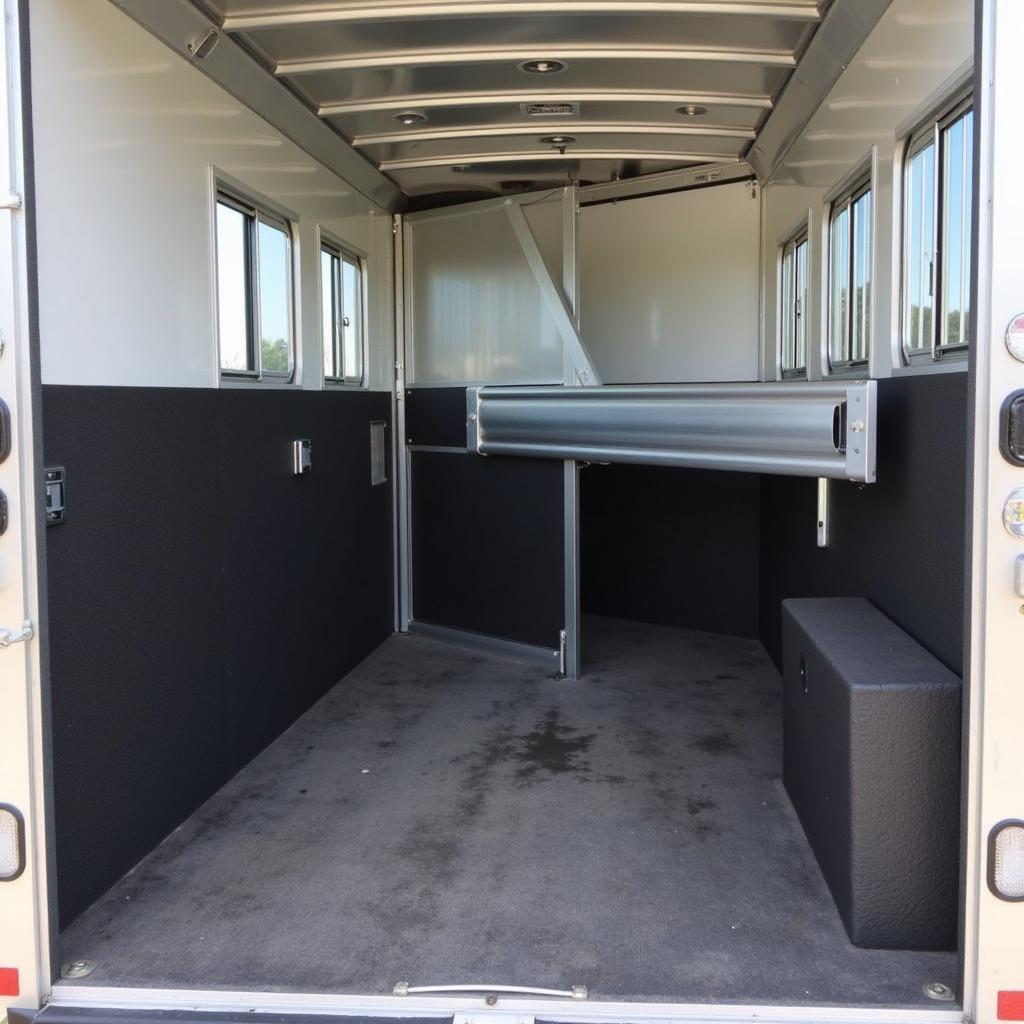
[
  {"left": 222, "top": 1, "right": 822, "bottom": 31},
  {"left": 470, "top": 382, "right": 877, "bottom": 482}
]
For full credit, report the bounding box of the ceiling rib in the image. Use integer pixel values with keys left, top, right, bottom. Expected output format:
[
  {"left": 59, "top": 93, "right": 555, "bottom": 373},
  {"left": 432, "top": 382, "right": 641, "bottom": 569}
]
[
  {"left": 276, "top": 45, "right": 796, "bottom": 75},
  {"left": 379, "top": 149, "right": 740, "bottom": 170},
  {"left": 320, "top": 90, "right": 773, "bottom": 116},
  {"left": 221, "top": 0, "right": 821, "bottom": 30},
  {"left": 353, "top": 121, "right": 757, "bottom": 146}
]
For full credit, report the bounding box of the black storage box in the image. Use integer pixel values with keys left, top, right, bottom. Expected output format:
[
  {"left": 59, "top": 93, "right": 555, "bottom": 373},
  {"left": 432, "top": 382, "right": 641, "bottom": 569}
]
[{"left": 782, "top": 597, "right": 961, "bottom": 950}]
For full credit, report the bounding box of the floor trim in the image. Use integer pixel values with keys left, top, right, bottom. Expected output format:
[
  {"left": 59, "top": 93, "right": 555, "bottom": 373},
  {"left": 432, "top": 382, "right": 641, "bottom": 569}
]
[
  {"left": 45, "top": 985, "right": 965, "bottom": 1024},
  {"left": 408, "top": 620, "right": 560, "bottom": 671}
]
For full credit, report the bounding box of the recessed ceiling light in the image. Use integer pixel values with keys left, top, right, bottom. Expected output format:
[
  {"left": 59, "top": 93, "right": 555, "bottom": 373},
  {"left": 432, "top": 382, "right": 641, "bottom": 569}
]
[
  {"left": 540, "top": 135, "right": 576, "bottom": 146},
  {"left": 518, "top": 59, "right": 568, "bottom": 75},
  {"left": 452, "top": 164, "right": 473, "bottom": 173},
  {"left": 676, "top": 104, "right": 708, "bottom": 117},
  {"left": 392, "top": 111, "right": 428, "bottom": 126}
]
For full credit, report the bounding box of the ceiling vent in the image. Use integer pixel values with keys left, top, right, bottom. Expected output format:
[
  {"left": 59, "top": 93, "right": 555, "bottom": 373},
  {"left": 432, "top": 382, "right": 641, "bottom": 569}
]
[{"left": 520, "top": 102, "right": 580, "bottom": 119}]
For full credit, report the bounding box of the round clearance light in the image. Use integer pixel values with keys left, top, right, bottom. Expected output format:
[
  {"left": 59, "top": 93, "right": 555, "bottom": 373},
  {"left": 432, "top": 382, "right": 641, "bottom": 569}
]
[
  {"left": 392, "top": 111, "right": 427, "bottom": 126},
  {"left": 1006, "top": 313, "right": 1024, "bottom": 363},
  {"left": 518, "top": 59, "right": 568, "bottom": 75},
  {"left": 1004, "top": 488, "right": 1024, "bottom": 538},
  {"left": 989, "top": 820, "right": 1024, "bottom": 901},
  {"left": 676, "top": 104, "right": 708, "bottom": 117},
  {"left": 0, "top": 805, "right": 25, "bottom": 882},
  {"left": 540, "top": 135, "right": 576, "bottom": 146}
]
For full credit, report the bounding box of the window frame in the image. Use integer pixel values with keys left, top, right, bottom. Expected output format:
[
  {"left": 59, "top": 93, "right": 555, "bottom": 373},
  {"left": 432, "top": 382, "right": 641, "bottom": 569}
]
[
  {"left": 213, "top": 183, "right": 296, "bottom": 384},
  {"left": 899, "top": 93, "right": 974, "bottom": 366},
  {"left": 826, "top": 175, "right": 873, "bottom": 375},
  {"left": 778, "top": 225, "right": 809, "bottom": 380},
  {"left": 319, "top": 231, "right": 367, "bottom": 388}
]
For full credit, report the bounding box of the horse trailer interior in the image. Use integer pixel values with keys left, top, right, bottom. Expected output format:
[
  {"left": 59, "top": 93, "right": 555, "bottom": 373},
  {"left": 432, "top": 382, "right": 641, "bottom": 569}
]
[{"left": 0, "top": 1, "right": 1022, "bottom": 1023}]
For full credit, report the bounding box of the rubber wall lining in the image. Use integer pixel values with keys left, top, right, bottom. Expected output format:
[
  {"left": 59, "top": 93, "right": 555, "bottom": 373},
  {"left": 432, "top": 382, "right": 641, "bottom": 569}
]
[
  {"left": 581, "top": 464, "right": 761, "bottom": 639},
  {"left": 42, "top": 385, "right": 394, "bottom": 927},
  {"left": 759, "top": 372, "right": 968, "bottom": 674},
  {"left": 410, "top": 450, "right": 564, "bottom": 649}
]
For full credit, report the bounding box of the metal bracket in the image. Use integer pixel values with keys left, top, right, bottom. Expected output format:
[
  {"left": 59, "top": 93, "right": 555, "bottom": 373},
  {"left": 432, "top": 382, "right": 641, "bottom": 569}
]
[
  {"left": 0, "top": 620, "right": 34, "bottom": 648},
  {"left": 503, "top": 201, "right": 600, "bottom": 387},
  {"left": 817, "top": 477, "right": 829, "bottom": 548},
  {"left": 0, "top": 192, "right": 22, "bottom": 211}
]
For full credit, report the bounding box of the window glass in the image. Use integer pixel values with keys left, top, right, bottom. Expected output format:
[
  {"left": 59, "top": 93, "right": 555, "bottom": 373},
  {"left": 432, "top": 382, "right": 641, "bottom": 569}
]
[
  {"left": 257, "top": 218, "right": 292, "bottom": 374},
  {"left": 941, "top": 108, "right": 973, "bottom": 349},
  {"left": 851, "top": 189, "right": 872, "bottom": 363},
  {"left": 794, "top": 237, "right": 808, "bottom": 372},
  {"left": 342, "top": 257, "right": 362, "bottom": 382},
  {"left": 904, "top": 141, "right": 936, "bottom": 354},
  {"left": 321, "top": 241, "right": 364, "bottom": 385},
  {"left": 322, "top": 248, "right": 339, "bottom": 379},
  {"left": 780, "top": 233, "right": 808, "bottom": 376},
  {"left": 829, "top": 202, "right": 850, "bottom": 366},
  {"left": 901, "top": 97, "right": 973, "bottom": 361},
  {"left": 216, "top": 201, "right": 252, "bottom": 374}
]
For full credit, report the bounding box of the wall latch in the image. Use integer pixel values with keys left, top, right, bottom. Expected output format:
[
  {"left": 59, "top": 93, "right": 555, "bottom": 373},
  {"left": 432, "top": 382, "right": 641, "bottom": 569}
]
[{"left": 0, "top": 620, "right": 34, "bottom": 648}]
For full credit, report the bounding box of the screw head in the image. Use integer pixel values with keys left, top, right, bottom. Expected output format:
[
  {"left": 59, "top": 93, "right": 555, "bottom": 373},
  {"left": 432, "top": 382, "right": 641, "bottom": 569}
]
[{"left": 923, "top": 982, "right": 955, "bottom": 1001}]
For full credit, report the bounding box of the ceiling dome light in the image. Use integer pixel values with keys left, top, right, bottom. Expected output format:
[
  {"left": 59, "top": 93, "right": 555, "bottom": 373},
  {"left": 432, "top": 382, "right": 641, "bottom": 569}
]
[
  {"left": 518, "top": 59, "right": 568, "bottom": 75},
  {"left": 392, "top": 111, "right": 428, "bottom": 126},
  {"left": 540, "top": 135, "right": 576, "bottom": 146},
  {"left": 451, "top": 164, "right": 474, "bottom": 173},
  {"left": 676, "top": 104, "right": 708, "bottom": 117}
]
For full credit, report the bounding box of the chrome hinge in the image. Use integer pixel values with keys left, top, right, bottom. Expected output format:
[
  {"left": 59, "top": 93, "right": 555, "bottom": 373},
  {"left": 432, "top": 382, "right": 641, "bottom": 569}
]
[{"left": 0, "top": 620, "right": 34, "bottom": 648}]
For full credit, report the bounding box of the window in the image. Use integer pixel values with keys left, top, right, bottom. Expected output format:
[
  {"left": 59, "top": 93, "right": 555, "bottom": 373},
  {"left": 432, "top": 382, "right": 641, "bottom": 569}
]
[
  {"left": 215, "top": 190, "right": 294, "bottom": 380},
  {"left": 320, "top": 239, "right": 365, "bottom": 385},
  {"left": 902, "top": 98, "right": 974, "bottom": 361},
  {"left": 780, "top": 229, "right": 809, "bottom": 377},
  {"left": 828, "top": 178, "right": 872, "bottom": 370}
]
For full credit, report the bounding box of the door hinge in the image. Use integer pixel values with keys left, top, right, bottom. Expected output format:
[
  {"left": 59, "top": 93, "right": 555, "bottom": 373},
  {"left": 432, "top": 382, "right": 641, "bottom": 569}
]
[
  {"left": 0, "top": 192, "right": 23, "bottom": 211},
  {"left": 0, "top": 620, "right": 34, "bottom": 648}
]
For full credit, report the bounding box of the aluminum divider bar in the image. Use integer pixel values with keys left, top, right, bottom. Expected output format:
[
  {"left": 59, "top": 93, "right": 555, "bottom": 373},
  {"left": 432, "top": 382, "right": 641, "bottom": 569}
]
[
  {"left": 504, "top": 201, "right": 600, "bottom": 387},
  {"left": 469, "top": 381, "right": 877, "bottom": 483}
]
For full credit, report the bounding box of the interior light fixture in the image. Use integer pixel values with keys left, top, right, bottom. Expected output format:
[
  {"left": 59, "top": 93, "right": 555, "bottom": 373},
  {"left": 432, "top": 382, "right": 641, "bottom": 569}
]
[
  {"left": 518, "top": 59, "right": 568, "bottom": 75},
  {"left": 451, "top": 165, "right": 474, "bottom": 173},
  {"left": 187, "top": 28, "right": 220, "bottom": 60},
  {"left": 676, "top": 104, "right": 708, "bottom": 117},
  {"left": 540, "top": 135, "right": 576, "bottom": 146},
  {"left": 392, "top": 111, "right": 428, "bottom": 126}
]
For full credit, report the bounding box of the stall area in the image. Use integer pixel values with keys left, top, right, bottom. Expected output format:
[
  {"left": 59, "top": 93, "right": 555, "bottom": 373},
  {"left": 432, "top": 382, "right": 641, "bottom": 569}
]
[{"left": 26, "top": 0, "right": 976, "bottom": 1016}]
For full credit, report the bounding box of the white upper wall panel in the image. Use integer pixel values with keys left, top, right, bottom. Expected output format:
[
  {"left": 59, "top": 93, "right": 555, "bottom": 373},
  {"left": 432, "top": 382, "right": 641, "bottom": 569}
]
[
  {"left": 407, "top": 204, "right": 565, "bottom": 385},
  {"left": 579, "top": 180, "right": 761, "bottom": 383},
  {"left": 31, "top": 0, "right": 392, "bottom": 389},
  {"left": 760, "top": 0, "right": 973, "bottom": 380}
]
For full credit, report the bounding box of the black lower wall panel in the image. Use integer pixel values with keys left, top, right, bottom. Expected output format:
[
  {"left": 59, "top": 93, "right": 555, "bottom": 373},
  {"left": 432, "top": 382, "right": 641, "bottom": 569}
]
[
  {"left": 759, "top": 373, "right": 967, "bottom": 675},
  {"left": 411, "top": 452, "right": 564, "bottom": 649},
  {"left": 43, "top": 385, "right": 393, "bottom": 927},
  {"left": 581, "top": 465, "right": 760, "bottom": 638}
]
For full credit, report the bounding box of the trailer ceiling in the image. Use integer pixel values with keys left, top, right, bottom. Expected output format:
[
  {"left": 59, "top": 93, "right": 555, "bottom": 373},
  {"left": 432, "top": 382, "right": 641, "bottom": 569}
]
[{"left": 193, "top": 0, "right": 831, "bottom": 201}]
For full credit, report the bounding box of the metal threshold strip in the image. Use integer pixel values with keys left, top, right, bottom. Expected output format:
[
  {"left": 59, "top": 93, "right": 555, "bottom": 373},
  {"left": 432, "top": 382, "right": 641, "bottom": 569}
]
[
  {"left": 394, "top": 983, "right": 588, "bottom": 1000},
  {"left": 466, "top": 382, "right": 877, "bottom": 483}
]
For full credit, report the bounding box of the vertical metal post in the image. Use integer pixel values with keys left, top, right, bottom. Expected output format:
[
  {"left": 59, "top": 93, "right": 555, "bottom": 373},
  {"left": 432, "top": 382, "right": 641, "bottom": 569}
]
[
  {"left": 816, "top": 477, "right": 829, "bottom": 548},
  {"left": 562, "top": 186, "right": 582, "bottom": 679},
  {"left": 393, "top": 214, "right": 412, "bottom": 632}
]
